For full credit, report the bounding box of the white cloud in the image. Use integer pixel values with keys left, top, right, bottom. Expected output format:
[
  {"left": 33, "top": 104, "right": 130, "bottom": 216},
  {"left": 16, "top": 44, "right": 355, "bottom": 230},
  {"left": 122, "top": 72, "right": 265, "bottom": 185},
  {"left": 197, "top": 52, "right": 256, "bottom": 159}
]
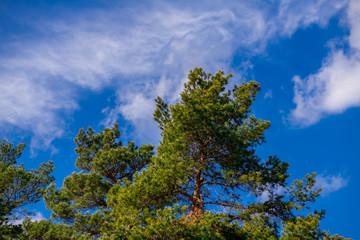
[
  {"left": 99, "top": 0, "right": 347, "bottom": 140},
  {"left": 120, "top": 94, "right": 154, "bottom": 121},
  {"left": 315, "top": 173, "right": 349, "bottom": 196},
  {"left": 0, "top": 71, "right": 77, "bottom": 151},
  {"left": 10, "top": 211, "right": 45, "bottom": 225},
  {"left": 348, "top": 0, "right": 360, "bottom": 49},
  {"left": 291, "top": 51, "right": 360, "bottom": 126},
  {"left": 264, "top": 90, "right": 273, "bottom": 99},
  {"left": 290, "top": 0, "right": 360, "bottom": 126},
  {"left": 0, "top": 0, "right": 348, "bottom": 148},
  {"left": 258, "top": 186, "right": 284, "bottom": 203},
  {"left": 276, "top": 0, "right": 348, "bottom": 35}
]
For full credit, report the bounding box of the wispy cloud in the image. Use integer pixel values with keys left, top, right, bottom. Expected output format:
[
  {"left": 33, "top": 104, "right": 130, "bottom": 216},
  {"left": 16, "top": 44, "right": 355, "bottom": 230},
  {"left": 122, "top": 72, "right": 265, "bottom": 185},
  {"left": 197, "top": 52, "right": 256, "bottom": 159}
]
[
  {"left": 264, "top": 90, "right": 273, "bottom": 99},
  {"left": 0, "top": 0, "right": 347, "bottom": 149},
  {"left": 10, "top": 211, "right": 44, "bottom": 225},
  {"left": 315, "top": 173, "right": 349, "bottom": 196},
  {"left": 290, "top": 0, "right": 360, "bottom": 127}
]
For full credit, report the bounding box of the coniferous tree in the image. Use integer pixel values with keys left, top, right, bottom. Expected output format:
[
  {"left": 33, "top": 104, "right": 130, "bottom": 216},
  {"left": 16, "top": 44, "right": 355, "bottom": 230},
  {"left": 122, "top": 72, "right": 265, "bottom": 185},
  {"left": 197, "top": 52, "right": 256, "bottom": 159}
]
[
  {"left": 0, "top": 140, "right": 54, "bottom": 239},
  {"left": 27, "top": 124, "right": 154, "bottom": 239},
  {"left": 25, "top": 68, "right": 350, "bottom": 239},
  {"left": 106, "top": 68, "right": 350, "bottom": 239}
]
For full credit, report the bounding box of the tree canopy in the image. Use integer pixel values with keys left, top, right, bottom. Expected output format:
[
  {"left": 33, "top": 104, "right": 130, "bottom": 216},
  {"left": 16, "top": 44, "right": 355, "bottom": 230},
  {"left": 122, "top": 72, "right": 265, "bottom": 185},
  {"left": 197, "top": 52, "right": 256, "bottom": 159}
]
[
  {"left": 106, "top": 68, "right": 348, "bottom": 239},
  {"left": 15, "top": 68, "right": 350, "bottom": 239},
  {"left": 38, "top": 124, "right": 154, "bottom": 239},
  {"left": 0, "top": 140, "right": 54, "bottom": 239}
]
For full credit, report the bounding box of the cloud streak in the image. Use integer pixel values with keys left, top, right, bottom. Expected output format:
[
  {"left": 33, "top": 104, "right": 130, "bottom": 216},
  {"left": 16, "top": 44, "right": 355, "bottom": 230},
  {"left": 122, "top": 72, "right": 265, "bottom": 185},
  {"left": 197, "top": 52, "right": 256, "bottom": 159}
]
[
  {"left": 315, "top": 173, "right": 349, "bottom": 196},
  {"left": 0, "top": 0, "right": 347, "bottom": 149}
]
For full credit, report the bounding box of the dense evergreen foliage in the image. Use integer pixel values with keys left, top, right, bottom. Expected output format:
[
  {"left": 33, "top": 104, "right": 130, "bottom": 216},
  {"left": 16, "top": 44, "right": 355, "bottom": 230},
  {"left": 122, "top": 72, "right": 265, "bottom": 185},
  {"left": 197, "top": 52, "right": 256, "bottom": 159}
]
[
  {"left": 2, "top": 68, "right": 350, "bottom": 239},
  {"left": 39, "top": 124, "right": 154, "bottom": 239},
  {"left": 0, "top": 140, "right": 54, "bottom": 239}
]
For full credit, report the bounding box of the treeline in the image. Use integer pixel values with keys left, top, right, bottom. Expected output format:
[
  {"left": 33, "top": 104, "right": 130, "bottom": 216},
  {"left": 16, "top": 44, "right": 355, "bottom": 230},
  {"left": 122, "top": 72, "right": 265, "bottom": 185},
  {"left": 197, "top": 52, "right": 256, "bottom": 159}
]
[{"left": 0, "top": 68, "right": 350, "bottom": 239}]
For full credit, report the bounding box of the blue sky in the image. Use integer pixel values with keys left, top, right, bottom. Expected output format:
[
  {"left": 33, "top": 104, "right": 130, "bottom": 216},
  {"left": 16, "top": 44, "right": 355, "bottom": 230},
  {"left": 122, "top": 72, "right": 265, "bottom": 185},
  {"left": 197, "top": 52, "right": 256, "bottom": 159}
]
[{"left": 1, "top": 0, "right": 359, "bottom": 238}]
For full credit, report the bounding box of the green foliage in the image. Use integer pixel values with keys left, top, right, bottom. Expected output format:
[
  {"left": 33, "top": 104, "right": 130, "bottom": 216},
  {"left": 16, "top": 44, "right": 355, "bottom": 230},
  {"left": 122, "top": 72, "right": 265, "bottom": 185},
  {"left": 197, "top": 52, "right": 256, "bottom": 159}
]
[
  {"left": 23, "top": 218, "right": 72, "bottom": 240},
  {"left": 109, "top": 68, "right": 289, "bottom": 228},
  {"left": 106, "top": 68, "right": 350, "bottom": 239},
  {"left": 22, "top": 68, "right": 350, "bottom": 239},
  {"left": 0, "top": 140, "right": 54, "bottom": 239},
  {"left": 26, "top": 123, "right": 154, "bottom": 238},
  {"left": 280, "top": 212, "right": 351, "bottom": 240},
  {"left": 106, "top": 204, "right": 242, "bottom": 240}
]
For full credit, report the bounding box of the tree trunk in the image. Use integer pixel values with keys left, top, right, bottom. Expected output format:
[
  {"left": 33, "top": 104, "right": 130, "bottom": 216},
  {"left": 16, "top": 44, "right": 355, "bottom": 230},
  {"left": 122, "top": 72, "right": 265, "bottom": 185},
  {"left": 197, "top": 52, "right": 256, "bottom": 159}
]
[{"left": 189, "top": 167, "right": 204, "bottom": 220}]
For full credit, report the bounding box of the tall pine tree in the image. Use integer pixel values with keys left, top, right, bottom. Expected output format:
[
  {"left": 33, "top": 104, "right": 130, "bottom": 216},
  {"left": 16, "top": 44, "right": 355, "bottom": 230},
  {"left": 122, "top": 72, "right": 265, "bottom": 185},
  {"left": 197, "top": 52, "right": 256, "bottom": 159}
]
[
  {"left": 107, "top": 68, "right": 349, "bottom": 239},
  {"left": 25, "top": 68, "right": 350, "bottom": 239}
]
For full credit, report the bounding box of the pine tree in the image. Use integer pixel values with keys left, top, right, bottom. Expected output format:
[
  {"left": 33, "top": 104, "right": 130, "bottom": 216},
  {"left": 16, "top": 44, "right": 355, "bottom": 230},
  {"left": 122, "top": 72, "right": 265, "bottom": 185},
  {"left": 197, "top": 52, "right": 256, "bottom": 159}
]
[
  {"left": 25, "top": 68, "right": 350, "bottom": 239},
  {"left": 30, "top": 123, "right": 155, "bottom": 239},
  {"left": 0, "top": 140, "right": 54, "bottom": 239},
  {"left": 107, "top": 68, "right": 350, "bottom": 239}
]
